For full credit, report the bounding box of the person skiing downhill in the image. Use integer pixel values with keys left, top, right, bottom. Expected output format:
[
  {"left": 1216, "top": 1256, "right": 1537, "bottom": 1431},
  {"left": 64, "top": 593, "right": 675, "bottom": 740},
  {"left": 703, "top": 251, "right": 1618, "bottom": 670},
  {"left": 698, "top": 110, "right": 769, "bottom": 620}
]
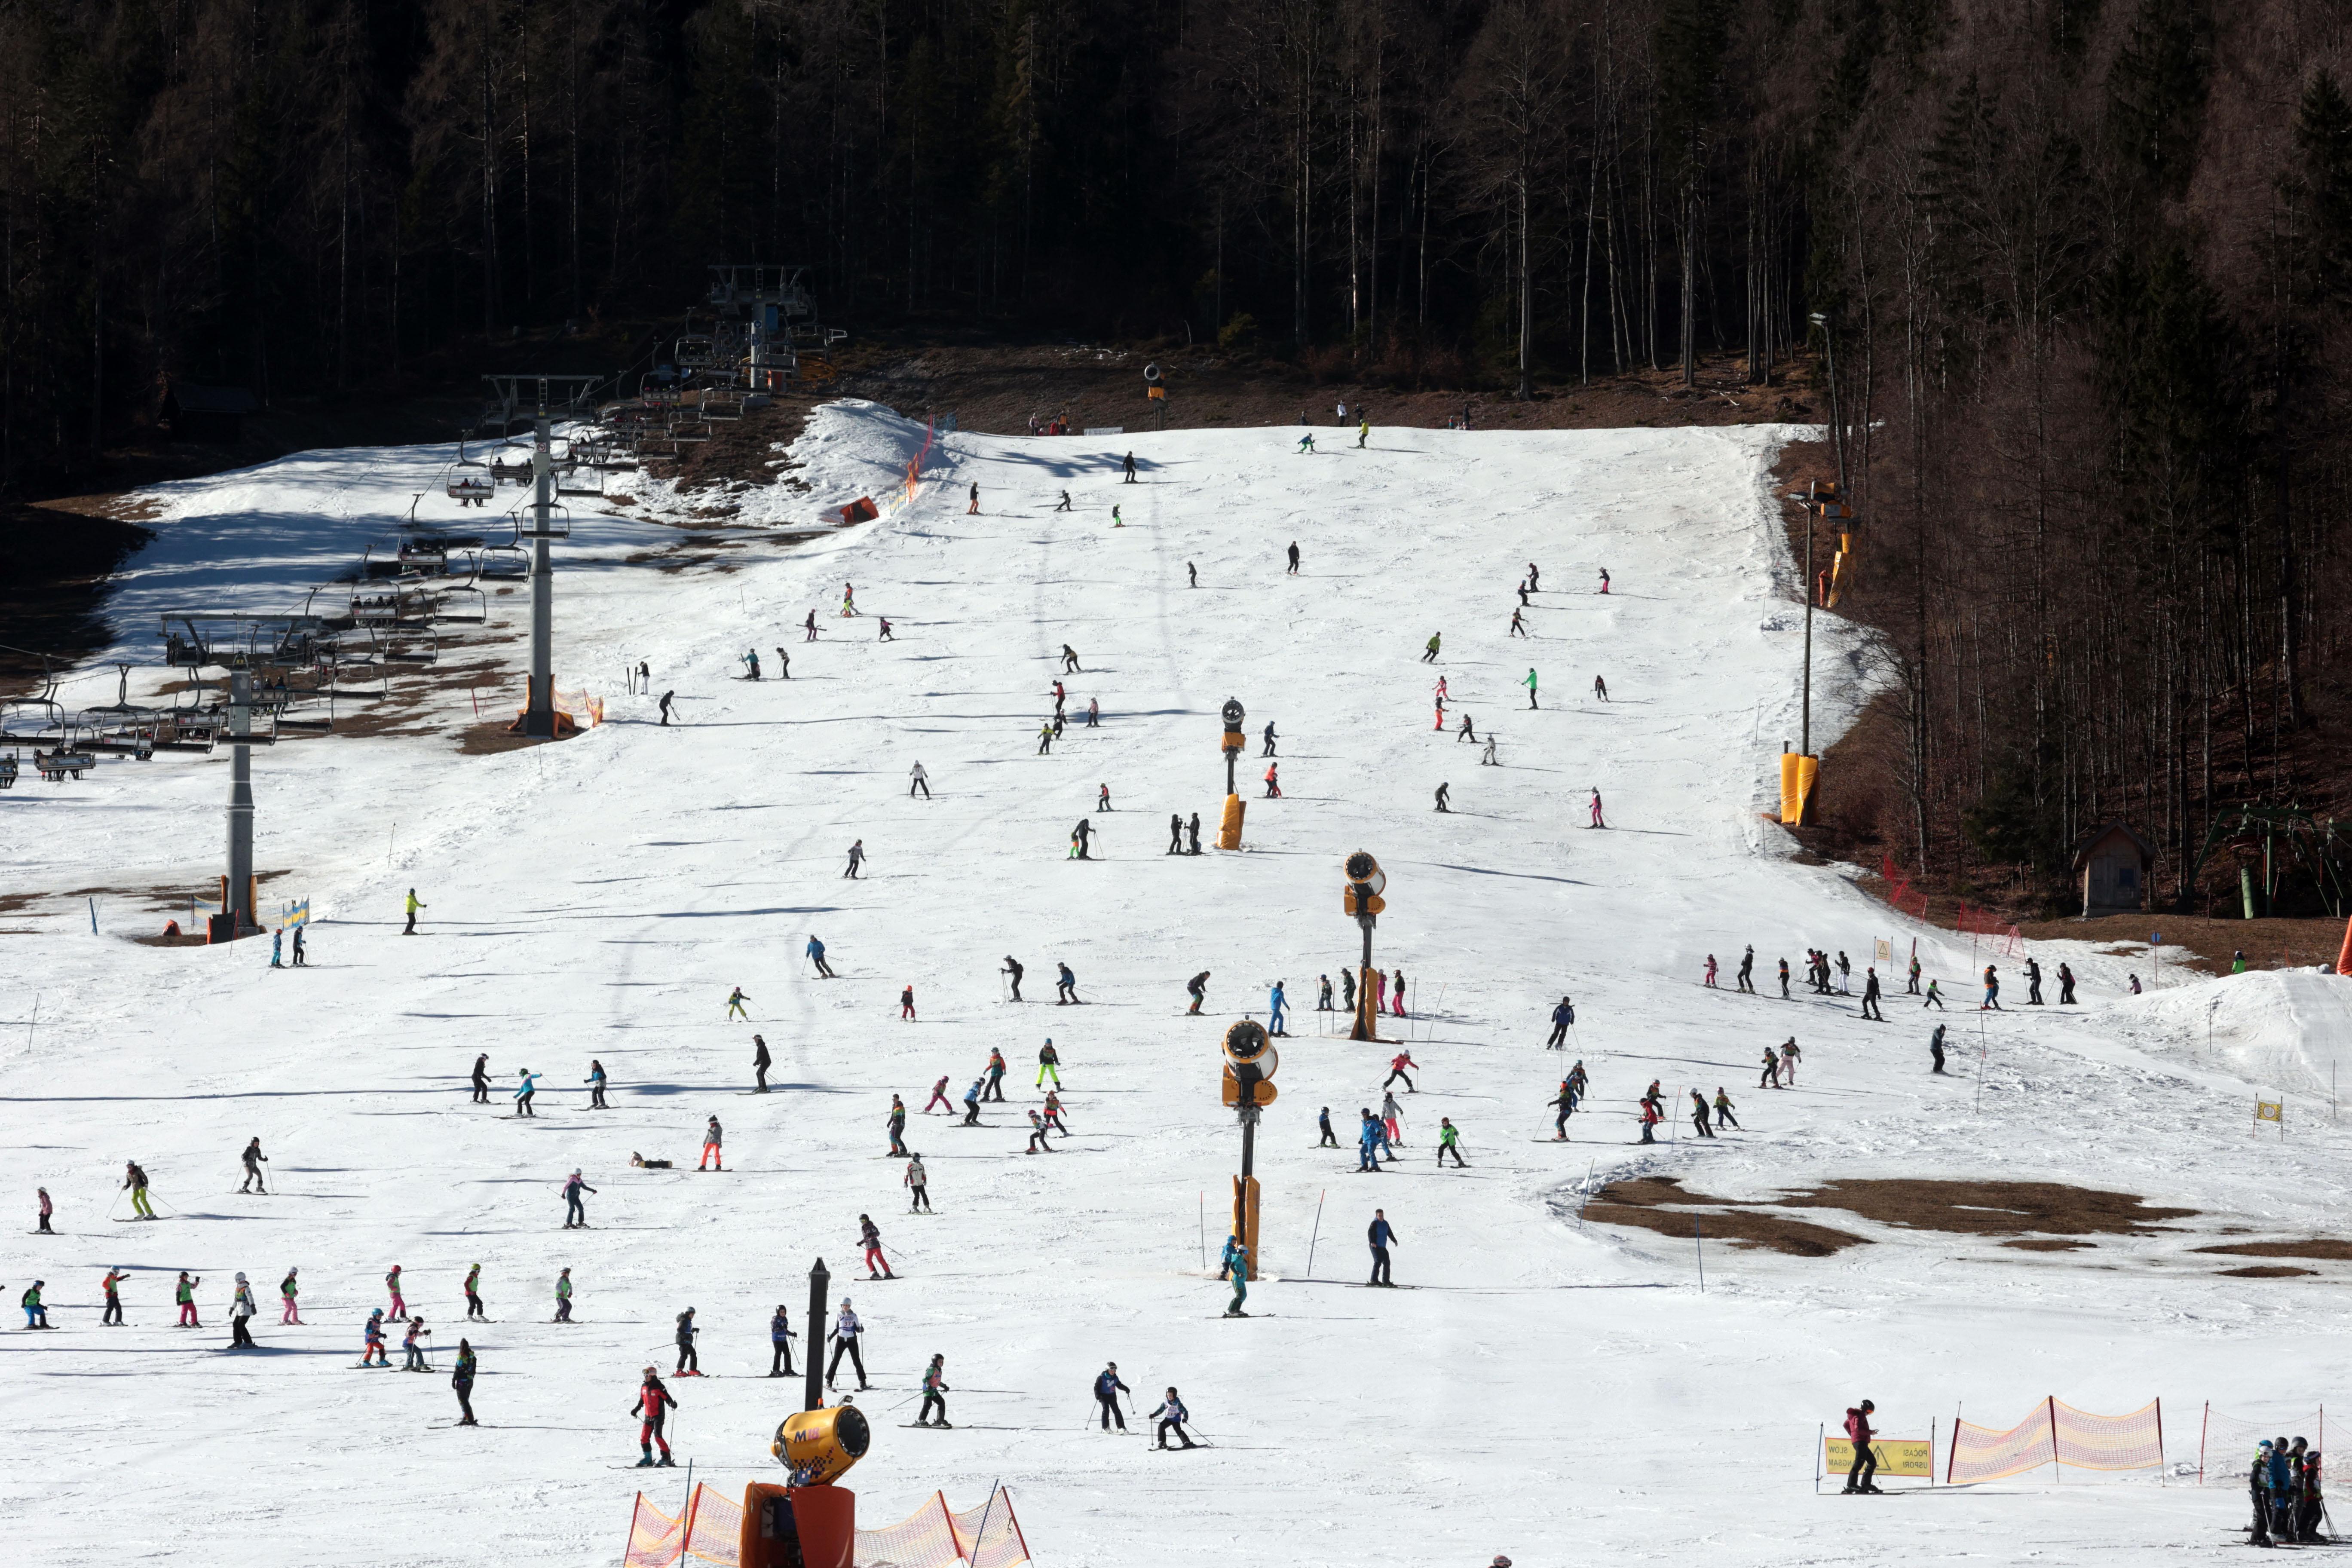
[
  {"left": 916, "top": 1354, "right": 952, "bottom": 1427},
  {"left": 1713, "top": 1089, "right": 1740, "bottom": 1129},
  {"left": 1221, "top": 1233, "right": 1251, "bottom": 1317},
  {"left": 860, "top": 1214, "right": 895, "bottom": 1279},
  {"left": 1151, "top": 1388, "right": 1197, "bottom": 1449},
  {"left": 451, "top": 1339, "right": 479, "bottom": 1425},
  {"left": 1186, "top": 972, "right": 1210, "bottom": 1015},
  {"left": 843, "top": 840, "right": 865, "bottom": 879},
  {"left": 464, "top": 1263, "right": 486, "bottom": 1321},
  {"left": 1547, "top": 996, "right": 1575, "bottom": 1048},
  {"left": 674, "top": 1307, "right": 701, "bottom": 1374},
  {"left": 361, "top": 1308, "right": 387, "bottom": 1366},
  {"left": 1037, "top": 1040, "right": 1063, "bottom": 1088},
  {"left": 403, "top": 888, "right": 426, "bottom": 935},
  {"left": 563, "top": 1170, "right": 595, "bottom": 1229},
  {"left": 1384, "top": 1050, "right": 1418, "bottom": 1092},
  {"left": 1688, "top": 1090, "right": 1714, "bottom": 1139},
  {"left": 1588, "top": 789, "right": 1606, "bottom": 828},
  {"left": 239, "top": 1137, "right": 269, "bottom": 1194},
  {"left": 633, "top": 1368, "right": 678, "bottom": 1467},
  {"left": 962, "top": 1081, "right": 984, "bottom": 1126},
  {"left": 1437, "top": 1118, "right": 1467, "bottom": 1166},
  {"left": 887, "top": 1095, "right": 909, "bottom": 1155},
  {"left": 279, "top": 1268, "right": 301, "bottom": 1324},
  {"left": 1423, "top": 633, "right": 1442, "bottom": 664},
  {"left": 588, "top": 1058, "right": 610, "bottom": 1107},
  {"left": 905, "top": 1155, "right": 931, "bottom": 1213},
  {"left": 1095, "top": 1363, "right": 1132, "bottom": 1430},
  {"left": 554, "top": 1268, "right": 574, "bottom": 1322},
  {"left": 806, "top": 936, "right": 834, "bottom": 978},
  {"left": 826, "top": 1300, "right": 869, "bottom": 1391}
]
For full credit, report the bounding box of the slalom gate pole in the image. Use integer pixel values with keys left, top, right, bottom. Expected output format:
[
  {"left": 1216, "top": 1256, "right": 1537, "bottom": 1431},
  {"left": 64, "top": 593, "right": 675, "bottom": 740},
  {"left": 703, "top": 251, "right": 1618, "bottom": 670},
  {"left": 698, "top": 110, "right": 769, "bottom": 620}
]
[
  {"left": 1307, "top": 1189, "right": 1327, "bottom": 1277},
  {"left": 1694, "top": 1218, "right": 1705, "bottom": 1292},
  {"left": 2198, "top": 1403, "right": 2208, "bottom": 1485},
  {"left": 1814, "top": 1423, "right": 1822, "bottom": 1494},
  {"left": 1578, "top": 1161, "right": 1596, "bottom": 1225},
  {"left": 1198, "top": 1193, "right": 1205, "bottom": 1272}
]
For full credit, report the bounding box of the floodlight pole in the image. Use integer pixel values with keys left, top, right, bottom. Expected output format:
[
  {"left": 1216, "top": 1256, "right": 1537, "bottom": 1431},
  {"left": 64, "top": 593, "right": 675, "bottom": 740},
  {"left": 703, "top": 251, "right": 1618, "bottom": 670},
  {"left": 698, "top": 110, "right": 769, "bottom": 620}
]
[
  {"left": 805, "top": 1257, "right": 829, "bottom": 1413},
  {"left": 227, "top": 666, "right": 255, "bottom": 930}
]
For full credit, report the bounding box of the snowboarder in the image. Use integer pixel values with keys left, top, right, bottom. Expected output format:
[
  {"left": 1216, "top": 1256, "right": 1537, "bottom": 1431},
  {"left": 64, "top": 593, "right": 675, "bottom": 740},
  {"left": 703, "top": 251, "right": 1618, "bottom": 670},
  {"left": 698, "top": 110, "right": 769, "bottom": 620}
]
[
  {"left": 1186, "top": 972, "right": 1210, "bottom": 1015},
  {"left": 905, "top": 1155, "right": 931, "bottom": 1213},
  {"left": 826, "top": 1301, "right": 869, "bottom": 1391},
  {"left": 563, "top": 1170, "right": 595, "bottom": 1229},
  {"left": 807, "top": 936, "right": 834, "bottom": 978},
  {"left": 1095, "top": 1363, "right": 1131, "bottom": 1429},
  {"left": 239, "top": 1137, "right": 268, "bottom": 1194},
  {"left": 699, "top": 1116, "right": 724, "bottom": 1171},
  {"left": 1367, "top": 1210, "right": 1399, "bottom": 1285},
  {"left": 634, "top": 1368, "right": 678, "bottom": 1466},
  {"left": 917, "top": 1354, "right": 951, "bottom": 1427}
]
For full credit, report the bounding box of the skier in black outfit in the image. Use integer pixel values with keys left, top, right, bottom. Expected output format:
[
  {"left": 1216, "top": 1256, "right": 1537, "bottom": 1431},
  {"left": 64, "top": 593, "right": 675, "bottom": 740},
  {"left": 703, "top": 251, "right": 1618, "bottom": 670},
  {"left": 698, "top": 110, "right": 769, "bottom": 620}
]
[
  {"left": 2058, "top": 963, "right": 2077, "bottom": 1004},
  {"left": 1860, "top": 968, "right": 1883, "bottom": 1020},
  {"left": 1186, "top": 971, "right": 1210, "bottom": 1015},
  {"left": 1262, "top": 721, "right": 1279, "bottom": 756},
  {"left": 1095, "top": 1363, "right": 1132, "bottom": 1430},
  {"left": 1319, "top": 1106, "right": 1338, "bottom": 1147},
  {"left": 753, "top": 1035, "right": 772, "bottom": 1092},
  {"left": 1736, "top": 947, "right": 1755, "bottom": 993},
  {"left": 240, "top": 1137, "right": 269, "bottom": 1193},
  {"left": 1168, "top": 815, "right": 1185, "bottom": 854},
  {"left": 1002, "top": 956, "right": 1025, "bottom": 1000},
  {"left": 471, "top": 1054, "right": 490, "bottom": 1104},
  {"left": 1929, "top": 1024, "right": 1947, "bottom": 1074},
  {"left": 1285, "top": 543, "right": 1301, "bottom": 575},
  {"left": 1187, "top": 812, "right": 1203, "bottom": 854},
  {"left": 674, "top": 1308, "right": 699, "bottom": 1374},
  {"left": 769, "top": 1306, "right": 796, "bottom": 1376},
  {"left": 2026, "top": 959, "right": 2044, "bottom": 1005},
  {"left": 658, "top": 691, "right": 676, "bottom": 726}
]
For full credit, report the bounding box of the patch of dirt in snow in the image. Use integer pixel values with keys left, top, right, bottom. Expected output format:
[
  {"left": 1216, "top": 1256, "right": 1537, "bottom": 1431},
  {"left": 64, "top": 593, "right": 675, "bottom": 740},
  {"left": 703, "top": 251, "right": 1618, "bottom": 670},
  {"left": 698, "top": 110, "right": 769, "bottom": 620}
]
[
  {"left": 2217, "top": 1265, "right": 2318, "bottom": 1278},
  {"left": 2194, "top": 1240, "right": 2352, "bottom": 1261},
  {"left": 1583, "top": 1177, "right": 1871, "bottom": 1256},
  {"left": 1777, "top": 1178, "right": 2196, "bottom": 1236}
]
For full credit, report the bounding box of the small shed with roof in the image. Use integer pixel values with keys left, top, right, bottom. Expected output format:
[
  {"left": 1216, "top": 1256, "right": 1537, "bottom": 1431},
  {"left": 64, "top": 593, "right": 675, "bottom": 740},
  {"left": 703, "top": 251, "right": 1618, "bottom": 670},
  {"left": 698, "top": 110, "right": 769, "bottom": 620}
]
[{"left": 2072, "top": 822, "right": 2155, "bottom": 917}]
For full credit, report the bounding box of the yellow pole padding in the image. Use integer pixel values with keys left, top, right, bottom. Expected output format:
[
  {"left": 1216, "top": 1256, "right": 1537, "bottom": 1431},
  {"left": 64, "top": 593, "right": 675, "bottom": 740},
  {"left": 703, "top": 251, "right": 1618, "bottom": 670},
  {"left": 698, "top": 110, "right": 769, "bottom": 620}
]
[
  {"left": 1218, "top": 794, "right": 1244, "bottom": 850},
  {"left": 1780, "top": 754, "right": 1820, "bottom": 826}
]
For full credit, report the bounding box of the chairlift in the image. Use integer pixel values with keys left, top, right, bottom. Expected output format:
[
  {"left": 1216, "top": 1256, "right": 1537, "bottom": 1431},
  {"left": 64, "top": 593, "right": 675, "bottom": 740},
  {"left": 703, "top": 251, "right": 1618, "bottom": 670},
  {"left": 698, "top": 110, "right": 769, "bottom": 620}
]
[
  {"left": 445, "top": 427, "right": 496, "bottom": 507},
  {"left": 383, "top": 625, "right": 441, "bottom": 668},
  {"left": 481, "top": 525, "right": 529, "bottom": 580}
]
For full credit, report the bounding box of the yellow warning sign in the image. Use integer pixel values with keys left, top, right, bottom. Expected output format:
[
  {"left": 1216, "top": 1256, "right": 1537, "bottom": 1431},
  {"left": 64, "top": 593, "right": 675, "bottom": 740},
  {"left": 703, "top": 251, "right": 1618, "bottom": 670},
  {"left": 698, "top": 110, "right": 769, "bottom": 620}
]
[{"left": 1824, "top": 1439, "right": 1933, "bottom": 1477}]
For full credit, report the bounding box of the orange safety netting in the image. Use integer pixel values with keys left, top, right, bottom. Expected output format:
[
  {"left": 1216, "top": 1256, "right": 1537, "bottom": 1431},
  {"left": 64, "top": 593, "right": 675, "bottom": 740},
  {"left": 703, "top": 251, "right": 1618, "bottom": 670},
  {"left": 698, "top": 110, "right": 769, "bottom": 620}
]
[
  {"left": 628, "top": 1485, "right": 1030, "bottom": 1568},
  {"left": 1948, "top": 1402, "right": 2057, "bottom": 1484},
  {"left": 2200, "top": 1407, "right": 2324, "bottom": 1485},
  {"left": 552, "top": 690, "right": 605, "bottom": 727},
  {"left": 624, "top": 1494, "right": 684, "bottom": 1568},
  {"left": 682, "top": 1484, "right": 744, "bottom": 1566},
  {"left": 2055, "top": 1398, "right": 2165, "bottom": 1471},
  {"left": 1947, "top": 1397, "right": 2164, "bottom": 1483}
]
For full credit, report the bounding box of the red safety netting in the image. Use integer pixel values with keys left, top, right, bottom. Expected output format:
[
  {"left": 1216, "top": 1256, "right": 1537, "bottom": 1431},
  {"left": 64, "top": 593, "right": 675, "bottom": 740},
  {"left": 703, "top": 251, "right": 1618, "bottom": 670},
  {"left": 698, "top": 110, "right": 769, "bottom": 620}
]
[
  {"left": 624, "top": 1494, "right": 683, "bottom": 1568},
  {"left": 2201, "top": 1406, "right": 2325, "bottom": 1485},
  {"left": 1948, "top": 1402, "right": 2057, "bottom": 1484},
  {"left": 682, "top": 1484, "right": 744, "bottom": 1566},
  {"left": 1947, "top": 1398, "right": 2165, "bottom": 1483}
]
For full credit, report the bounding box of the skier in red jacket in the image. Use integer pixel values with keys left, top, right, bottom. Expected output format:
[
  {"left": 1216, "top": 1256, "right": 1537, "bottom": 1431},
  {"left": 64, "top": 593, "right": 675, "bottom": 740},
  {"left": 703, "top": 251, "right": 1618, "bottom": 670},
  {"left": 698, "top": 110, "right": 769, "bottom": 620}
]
[
  {"left": 1384, "top": 1051, "right": 1418, "bottom": 1093},
  {"left": 1843, "top": 1400, "right": 1881, "bottom": 1493},
  {"left": 634, "top": 1368, "right": 678, "bottom": 1467}
]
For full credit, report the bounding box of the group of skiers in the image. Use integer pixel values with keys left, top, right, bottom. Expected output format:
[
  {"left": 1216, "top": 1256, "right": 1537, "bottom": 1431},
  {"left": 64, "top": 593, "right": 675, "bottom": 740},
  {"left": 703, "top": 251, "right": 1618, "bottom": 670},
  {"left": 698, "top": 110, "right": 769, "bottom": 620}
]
[{"left": 2250, "top": 1436, "right": 2328, "bottom": 1545}]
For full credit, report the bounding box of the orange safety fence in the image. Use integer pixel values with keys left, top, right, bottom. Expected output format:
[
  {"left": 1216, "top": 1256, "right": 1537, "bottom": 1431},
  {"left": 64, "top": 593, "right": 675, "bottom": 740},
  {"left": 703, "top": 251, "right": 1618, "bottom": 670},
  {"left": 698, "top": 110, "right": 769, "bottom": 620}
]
[
  {"left": 552, "top": 690, "right": 605, "bottom": 727},
  {"left": 628, "top": 1485, "right": 1029, "bottom": 1568},
  {"left": 1946, "top": 1397, "right": 2162, "bottom": 1484},
  {"left": 682, "top": 1484, "right": 744, "bottom": 1566},
  {"left": 624, "top": 1494, "right": 684, "bottom": 1568}
]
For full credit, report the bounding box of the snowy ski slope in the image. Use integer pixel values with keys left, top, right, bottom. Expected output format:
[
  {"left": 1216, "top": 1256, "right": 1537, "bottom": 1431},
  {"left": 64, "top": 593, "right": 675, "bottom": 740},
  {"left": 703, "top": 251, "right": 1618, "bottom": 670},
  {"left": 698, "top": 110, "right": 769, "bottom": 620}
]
[{"left": 6, "top": 403, "right": 2349, "bottom": 1566}]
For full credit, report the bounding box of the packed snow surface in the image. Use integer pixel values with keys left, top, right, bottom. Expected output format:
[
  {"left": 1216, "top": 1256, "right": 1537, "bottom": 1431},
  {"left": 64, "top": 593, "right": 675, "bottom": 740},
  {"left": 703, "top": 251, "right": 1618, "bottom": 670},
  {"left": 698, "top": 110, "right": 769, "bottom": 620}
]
[{"left": 6, "top": 402, "right": 2347, "bottom": 1566}]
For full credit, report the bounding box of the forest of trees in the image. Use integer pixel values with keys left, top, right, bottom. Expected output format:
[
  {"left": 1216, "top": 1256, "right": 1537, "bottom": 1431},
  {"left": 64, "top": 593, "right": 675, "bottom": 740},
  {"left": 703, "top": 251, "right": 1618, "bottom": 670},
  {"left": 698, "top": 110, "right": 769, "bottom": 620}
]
[{"left": 4, "top": 0, "right": 2351, "bottom": 907}]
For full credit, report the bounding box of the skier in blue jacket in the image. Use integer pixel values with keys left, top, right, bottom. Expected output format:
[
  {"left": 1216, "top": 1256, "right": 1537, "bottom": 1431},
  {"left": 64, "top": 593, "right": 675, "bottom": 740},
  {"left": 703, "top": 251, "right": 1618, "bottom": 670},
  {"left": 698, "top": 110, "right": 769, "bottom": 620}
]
[
  {"left": 1268, "top": 982, "right": 1289, "bottom": 1036},
  {"left": 1221, "top": 1235, "right": 1250, "bottom": 1317},
  {"left": 1093, "top": 1363, "right": 1131, "bottom": 1429},
  {"left": 1357, "top": 1112, "right": 1382, "bottom": 1173},
  {"left": 806, "top": 936, "right": 834, "bottom": 978},
  {"left": 962, "top": 1080, "right": 983, "bottom": 1126}
]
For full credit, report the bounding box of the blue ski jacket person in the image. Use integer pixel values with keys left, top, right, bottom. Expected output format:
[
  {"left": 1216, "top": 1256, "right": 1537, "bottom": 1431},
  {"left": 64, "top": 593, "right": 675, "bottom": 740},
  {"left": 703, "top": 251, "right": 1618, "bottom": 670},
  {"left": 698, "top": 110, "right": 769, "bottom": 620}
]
[
  {"left": 1369, "top": 1214, "right": 1398, "bottom": 1249},
  {"left": 1095, "top": 1368, "right": 1130, "bottom": 1402},
  {"left": 1357, "top": 1119, "right": 1381, "bottom": 1172},
  {"left": 1269, "top": 983, "right": 1288, "bottom": 1032}
]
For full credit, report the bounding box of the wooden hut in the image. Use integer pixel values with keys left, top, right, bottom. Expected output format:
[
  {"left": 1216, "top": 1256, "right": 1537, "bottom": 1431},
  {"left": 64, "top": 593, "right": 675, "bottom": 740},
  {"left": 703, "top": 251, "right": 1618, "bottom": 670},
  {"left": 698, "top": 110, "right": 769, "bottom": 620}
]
[{"left": 2072, "top": 822, "right": 2156, "bottom": 918}]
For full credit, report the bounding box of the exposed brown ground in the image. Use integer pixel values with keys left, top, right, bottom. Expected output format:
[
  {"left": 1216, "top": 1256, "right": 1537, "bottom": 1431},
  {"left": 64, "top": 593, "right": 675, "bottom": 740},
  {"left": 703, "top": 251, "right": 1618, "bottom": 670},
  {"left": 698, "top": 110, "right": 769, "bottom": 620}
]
[
  {"left": 2218, "top": 1266, "right": 2316, "bottom": 1278},
  {"left": 1583, "top": 1175, "right": 2199, "bottom": 1259},
  {"left": 2194, "top": 1240, "right": 2352, "bottom": 1260}
]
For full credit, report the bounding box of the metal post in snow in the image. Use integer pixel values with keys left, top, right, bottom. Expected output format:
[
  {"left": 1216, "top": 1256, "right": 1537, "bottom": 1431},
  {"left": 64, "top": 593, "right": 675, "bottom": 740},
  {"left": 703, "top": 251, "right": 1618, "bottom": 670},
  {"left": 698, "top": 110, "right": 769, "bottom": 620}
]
[
  {"left": 1306, "top": 1189, "right": 1326, "bottom": 1277},
  {"left": 1578, "top": 1159, "right": 1596, "bottom": 1226},
  {"left": 1198, "top": 1192, "right": 1205, "bottom": 1272},
  {"left": 1694, "top": 1217, "right": 1705, "bottom": 1292}
]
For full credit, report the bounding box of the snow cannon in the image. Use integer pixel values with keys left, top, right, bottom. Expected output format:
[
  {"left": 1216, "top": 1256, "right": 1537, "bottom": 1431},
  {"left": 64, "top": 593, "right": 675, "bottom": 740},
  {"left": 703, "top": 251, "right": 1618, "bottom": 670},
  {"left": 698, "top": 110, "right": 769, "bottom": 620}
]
[
  {"left": 772, "top": 1403, "right": 870, "bottom": 1485},
  {"left": 1219, "top": 697, "right": 1246, "bottom": 850},
  {"left": 743, "top": 1405, "right": 869, "bottom": 1568}
]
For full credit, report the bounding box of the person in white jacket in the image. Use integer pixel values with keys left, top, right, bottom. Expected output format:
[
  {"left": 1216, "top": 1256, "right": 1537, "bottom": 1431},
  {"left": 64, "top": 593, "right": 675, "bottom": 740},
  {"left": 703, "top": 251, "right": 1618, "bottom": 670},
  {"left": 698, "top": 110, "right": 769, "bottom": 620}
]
[
  {"left": 826, "top": 1301, "right": 868, "bottom": 1391},
  {"left": 230, "top": 1273, "right": 258, "bottom": 1348},
  {"left": 909, "top": 762, "right": 930, "bottom": 799}
]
